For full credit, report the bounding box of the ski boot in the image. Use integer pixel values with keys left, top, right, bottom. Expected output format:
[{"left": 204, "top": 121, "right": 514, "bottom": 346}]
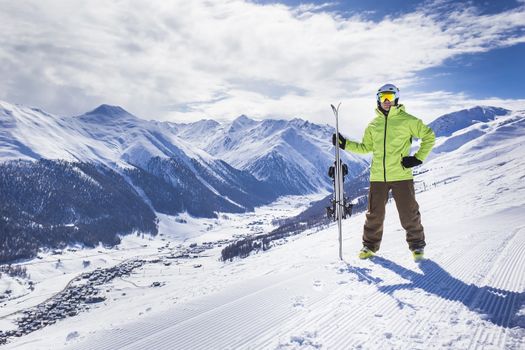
[
  {"left": 412, "top": 248, "right": 424, "bottom": 262},
  {"left": 359, "top": 246, "right": 374, "bottom": 259}
]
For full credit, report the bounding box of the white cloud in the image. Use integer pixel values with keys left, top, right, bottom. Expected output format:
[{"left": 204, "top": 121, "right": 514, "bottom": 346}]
[
  {"left": 0, "top": 0, "right": 524, "bottom": 137},
  {"left": 292, "top": 2, "right": 338, "bottom": 16}
]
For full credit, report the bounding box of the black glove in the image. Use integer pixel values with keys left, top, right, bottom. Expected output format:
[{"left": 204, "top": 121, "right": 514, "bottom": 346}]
[
  {"left": 331, "top": 133, "right": 346, "bottom": 149},
  {"left": 401, "top": 156, "right": 422, "bottom": 168}
]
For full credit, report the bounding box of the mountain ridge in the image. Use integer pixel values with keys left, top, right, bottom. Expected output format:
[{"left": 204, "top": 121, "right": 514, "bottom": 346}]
[
  {"left": 172, "top": 113, "right": 369, "bottom": 194},
  {"left": 1, "top": 99, "right": 521, "bottom": 263},
  {"left": 428, "top": 106, "right": 510, "bottom": 138}
]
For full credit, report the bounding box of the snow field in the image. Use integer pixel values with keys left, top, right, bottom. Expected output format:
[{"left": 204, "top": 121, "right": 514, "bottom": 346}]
[
  {"left": 64, "top": 164, "right": 525, "bottom": 349},
  {"left": 2, "top": 109, "right": 524, "bottom": 349},
  {"left": 48, "top": 200, "right": 523, "bottom": 350},
  {"left": 4, "top": 161, "right": 525, "bottom": 349}
]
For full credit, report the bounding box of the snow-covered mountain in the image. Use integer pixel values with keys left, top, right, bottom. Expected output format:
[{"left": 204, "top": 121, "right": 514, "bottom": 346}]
[
  {"left": 0, "top": 101, "right": 103, "bottom": 162},
  {"left": 72, "top": 105, "right": 280, "bottom": 214},
  {"left": 2, "top": 108, "right": 523, "bottom": 349},
  {"left": 1, "top": 98, "right": 522, "bottom": 267},
  {"left": 0, "top": 101, "right": 280, "bottom": 214},
  {"left": 428, "top": 106, "right": 510, "bottom": 138},
  {"left": 173, "top": 115, "right": 369, "bottom": 194},
  {"left": 421, "top": 108, "right": 525, "bottom": 215},
  {"left": 428, "top": 106, "right": 514, "bottom": 155},
  {"left": 1, "top": 99, "right": 368, "bottom": 263},
  {"left": 0, "top": 101, "right": 281, "bottom": 262}
]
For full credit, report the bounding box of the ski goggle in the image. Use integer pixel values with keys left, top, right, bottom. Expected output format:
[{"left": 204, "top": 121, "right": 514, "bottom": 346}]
[{"left": 377, "top": 91, "right": 397, "bottom": 103}]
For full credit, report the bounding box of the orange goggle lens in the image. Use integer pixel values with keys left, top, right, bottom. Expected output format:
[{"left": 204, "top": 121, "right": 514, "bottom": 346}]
[{"left": 378, "top": 91, "right": 396, "bottom": 103}]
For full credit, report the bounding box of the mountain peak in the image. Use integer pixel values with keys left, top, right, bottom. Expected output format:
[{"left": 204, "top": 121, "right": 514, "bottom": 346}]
[
  {"left": 78, "top": 104, "right": 137, "bottom": 124},
  {"left": 228, "top": 115, "right": 257, "bottom": 132},
  {"left": 233, "top": 114, "right": 253, "bottom": 122},
  {"left": 88, "top": 104, "right": 131, "bottom": 116},
  {"left": 288, "top": 118, "right": 310, "bottom": 128}
]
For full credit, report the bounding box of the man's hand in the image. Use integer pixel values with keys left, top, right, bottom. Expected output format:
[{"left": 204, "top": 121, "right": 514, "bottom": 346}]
[
  {"left": 332, "top": 133, "right": 346, "bottom": 149},
  {"left": 401, "top": 156, "right": 422, "bottom": 168}
]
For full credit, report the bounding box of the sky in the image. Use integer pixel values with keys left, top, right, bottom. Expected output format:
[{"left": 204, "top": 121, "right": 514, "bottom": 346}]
[{"left": 0, "top": 0, "right": 524, "bottom": 137}]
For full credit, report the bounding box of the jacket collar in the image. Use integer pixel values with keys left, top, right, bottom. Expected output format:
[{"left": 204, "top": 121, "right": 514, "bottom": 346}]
[{"left": 375, "top": 104, "right": 405, "bottom": 118}]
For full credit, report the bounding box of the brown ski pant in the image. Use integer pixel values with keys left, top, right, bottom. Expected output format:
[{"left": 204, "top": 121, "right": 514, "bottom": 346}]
[{"left": 363, "top": 180, "right": 426, "bottom": 252}]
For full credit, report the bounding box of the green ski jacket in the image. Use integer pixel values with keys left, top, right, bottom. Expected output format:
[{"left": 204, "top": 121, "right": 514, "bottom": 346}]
[{"left": 344, "top": 104, "right": 435, "bottom": 182}]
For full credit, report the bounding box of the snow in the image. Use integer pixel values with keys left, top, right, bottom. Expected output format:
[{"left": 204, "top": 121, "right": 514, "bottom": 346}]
[
  {"left": 9, "top": 202, "right": 521, "bottom": 349},
  {"left": 1, "top": 109, "right": 524, "bottom": 349},
  {"left": 0, "top": 100, "right": 343, "bottom": 215},
  {"left": 156, "top": 194, "right": 322, "bottom": 243},
  {"left": 0, "top": 100, "right": 244, "bottom": 174},
  {"left": 174, "top": 114, "right": 369, "bottom": 190}
]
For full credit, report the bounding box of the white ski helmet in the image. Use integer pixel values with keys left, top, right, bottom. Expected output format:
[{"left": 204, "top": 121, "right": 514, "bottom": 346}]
[{"left": 377, "top": 83, "right": 400, "bottom": 104}]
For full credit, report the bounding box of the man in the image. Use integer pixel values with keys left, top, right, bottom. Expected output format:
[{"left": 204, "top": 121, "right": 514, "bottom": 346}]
[{"left": 332, "top": 84, "right": 435, "bottom": 261}]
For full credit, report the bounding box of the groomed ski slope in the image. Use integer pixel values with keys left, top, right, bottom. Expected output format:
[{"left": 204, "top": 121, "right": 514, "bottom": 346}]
[
  {"left": 59, "top": 162, "right": 524, "bottom": 348},
  {"left": 5, "top": 111, "right": 525, "bottom": 350},
  {"left": 54, "top": 204, "right": 522, "bottom": 349}
]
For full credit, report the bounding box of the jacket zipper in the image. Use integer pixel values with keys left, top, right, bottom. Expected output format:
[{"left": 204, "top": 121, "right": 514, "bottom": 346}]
[{"left": 383, "top": 115, "right": 388, "bottom": 182}]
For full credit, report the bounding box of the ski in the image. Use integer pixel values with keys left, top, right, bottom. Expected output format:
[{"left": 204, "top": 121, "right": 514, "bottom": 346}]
[{"left": 331, "top": 103, "right": 344, "bottom": 260}]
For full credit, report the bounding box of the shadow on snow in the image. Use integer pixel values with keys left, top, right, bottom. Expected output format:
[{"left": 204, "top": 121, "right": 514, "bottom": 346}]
[{"left": 340, "top": 257, "right": 524, "bottom": 328}]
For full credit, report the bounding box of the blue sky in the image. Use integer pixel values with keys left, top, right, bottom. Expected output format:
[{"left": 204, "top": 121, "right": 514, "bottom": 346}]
[
  {"left": 418, "top": 43, "right": 525, "bottom": 99},
  {"left": 258, "top": 0, "right": 523, "bottom": 16},
  {"left": 256, "top": 0, "right": 423, "bottom": 20},
  {"left": 256, "top": 0, "right": 525, "bottom": 101},
  {"left": 0, "top": 0, "right": 524, "bottom": 135}
]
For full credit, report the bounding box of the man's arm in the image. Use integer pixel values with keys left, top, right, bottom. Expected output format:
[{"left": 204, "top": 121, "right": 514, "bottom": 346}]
[
  {"left": 344, "top": 125, "right": 373, "bottom": 154},
  {"left": 411, "top": 119, "right": 435, "bottom": 161}
]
